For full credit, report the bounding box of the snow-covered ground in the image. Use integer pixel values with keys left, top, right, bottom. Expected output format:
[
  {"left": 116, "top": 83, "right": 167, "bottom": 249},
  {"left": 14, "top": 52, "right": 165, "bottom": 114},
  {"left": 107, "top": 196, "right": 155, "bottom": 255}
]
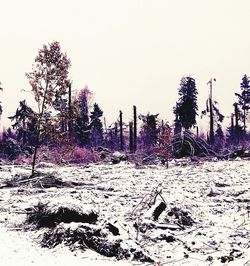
[{"left": 0, "top": 159, "right": 249, "bottom": 265}]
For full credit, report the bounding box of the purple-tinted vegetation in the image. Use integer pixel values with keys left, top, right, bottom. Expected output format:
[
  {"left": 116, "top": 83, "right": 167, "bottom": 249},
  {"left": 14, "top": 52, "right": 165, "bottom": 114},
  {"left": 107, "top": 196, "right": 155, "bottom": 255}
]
[{"left": 0, "top": 41, "right": 249, "bottom": 172}]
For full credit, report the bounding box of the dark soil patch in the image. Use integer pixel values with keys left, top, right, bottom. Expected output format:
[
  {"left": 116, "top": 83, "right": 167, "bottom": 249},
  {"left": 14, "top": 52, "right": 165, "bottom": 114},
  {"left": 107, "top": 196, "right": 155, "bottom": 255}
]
[
  {"left": 207, "top": 190, "right": 220, "bottom": 197},
  {"left": 27, "top": 202, "right": 98, "bottom": 228},
  {"left": 106, "top": 223, "right": 120, "bottom": 236},
  {"left": 170, "top": 207, "right": 194, "bottom": 226},
  {"left": 41, "top": 224, "right": 154, "bottom": 263},
  {"left": 215, "top": 182, "right": 230, "bottom": 187},
  {"left": 235, "top": 198, "right": 250, "bottom": 203},
  {"left": 158, "top": 234, "right": 176, "bottom": 242}
]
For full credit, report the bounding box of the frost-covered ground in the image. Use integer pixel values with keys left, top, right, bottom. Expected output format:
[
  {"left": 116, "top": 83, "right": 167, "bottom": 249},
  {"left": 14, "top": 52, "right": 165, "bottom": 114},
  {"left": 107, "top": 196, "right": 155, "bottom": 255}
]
[{"left": 0, "top": 159, "right": 249, "bottom": 265}]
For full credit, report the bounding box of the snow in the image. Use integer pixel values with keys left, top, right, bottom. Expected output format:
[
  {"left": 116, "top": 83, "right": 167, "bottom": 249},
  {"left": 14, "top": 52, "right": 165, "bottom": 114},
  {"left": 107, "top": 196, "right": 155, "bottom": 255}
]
[
  {"left": 0, "top": 159, "right": 249, "bottom": 265},
  {"left": 0, "top": 228, "right": 128, "bottom": 266}
]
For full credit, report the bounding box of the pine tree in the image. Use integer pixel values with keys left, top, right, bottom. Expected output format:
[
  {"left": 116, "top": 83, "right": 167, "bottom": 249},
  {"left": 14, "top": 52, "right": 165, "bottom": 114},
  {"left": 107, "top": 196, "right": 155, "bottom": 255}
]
[
  {"left": 174, "top": 76, "right": 198, "bottom": 130},
  {"left": 235, "top": 74, "right": 250, "bottom": 134},
  {"left": 89, "top": 103, "right": 103, "bottom": 147}
]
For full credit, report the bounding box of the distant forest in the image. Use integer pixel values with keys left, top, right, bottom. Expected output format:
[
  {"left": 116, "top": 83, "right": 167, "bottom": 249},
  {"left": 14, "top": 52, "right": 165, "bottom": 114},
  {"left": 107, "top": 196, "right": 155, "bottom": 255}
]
[{"left": 0, "top": 41, "right": 249, "bottom": 174}]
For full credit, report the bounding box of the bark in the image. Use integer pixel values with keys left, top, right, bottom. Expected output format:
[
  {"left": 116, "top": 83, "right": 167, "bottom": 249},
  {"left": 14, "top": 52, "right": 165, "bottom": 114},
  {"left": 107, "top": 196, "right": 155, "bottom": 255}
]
[
  {"left": 119, "top": 111, "right": 124, "bottom": 151},
  {"left": 209, "top": 98, "right": 214, "bottom": 144},
  {"left": 133, "top": 105, "right": 137, "bottom": 152}
]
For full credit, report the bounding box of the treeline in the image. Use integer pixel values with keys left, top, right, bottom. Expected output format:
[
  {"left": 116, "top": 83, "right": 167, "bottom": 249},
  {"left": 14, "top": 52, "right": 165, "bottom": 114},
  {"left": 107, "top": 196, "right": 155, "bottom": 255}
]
[{"left": 0, "top": 41, "right": 249, "bottom": 173}]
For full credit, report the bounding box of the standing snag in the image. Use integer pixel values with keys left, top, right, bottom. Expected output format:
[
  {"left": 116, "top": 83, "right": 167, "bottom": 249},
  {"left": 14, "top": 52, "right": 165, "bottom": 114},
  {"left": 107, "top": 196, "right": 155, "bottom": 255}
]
[{"left": 119, "top": 111, "right": 124, "bottom": 151}]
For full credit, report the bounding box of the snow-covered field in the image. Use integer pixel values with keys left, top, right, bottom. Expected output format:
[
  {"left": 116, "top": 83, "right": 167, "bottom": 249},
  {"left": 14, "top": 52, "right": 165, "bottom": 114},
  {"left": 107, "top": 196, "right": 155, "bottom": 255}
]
[{"left": 0, "top": 159, "right": 249, "bottom": 265}]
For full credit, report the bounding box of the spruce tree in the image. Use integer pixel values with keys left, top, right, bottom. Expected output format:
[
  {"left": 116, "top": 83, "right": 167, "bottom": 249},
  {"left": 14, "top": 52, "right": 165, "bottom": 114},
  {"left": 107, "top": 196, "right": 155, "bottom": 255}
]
[{"left": 174, "top": 76, "right": 198, "bottom": 130}]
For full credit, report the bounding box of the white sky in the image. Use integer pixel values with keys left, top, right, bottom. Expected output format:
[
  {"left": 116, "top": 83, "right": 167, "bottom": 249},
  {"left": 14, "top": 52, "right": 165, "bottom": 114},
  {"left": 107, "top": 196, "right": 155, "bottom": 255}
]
[{"left": 1, "top": 0, "right": 250, "bottom": 131}]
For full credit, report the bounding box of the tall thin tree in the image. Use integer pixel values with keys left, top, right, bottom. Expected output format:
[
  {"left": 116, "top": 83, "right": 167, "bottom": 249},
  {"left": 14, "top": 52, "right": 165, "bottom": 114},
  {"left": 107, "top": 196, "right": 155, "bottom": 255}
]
[
  {"left": 119, "top": 111, "right": 124, "bottom": 151},
  {"left": 207, "top": 78, "right": 216, "bottom": 144},
  {"left": 236, "top": 74, "right": 250, "bottom": 135},
  {"left": 133, "top": 105, "right": 137, "bottom": 152},
  {"left": 26, "top": 41, "right": 71, "bottom": 175}
]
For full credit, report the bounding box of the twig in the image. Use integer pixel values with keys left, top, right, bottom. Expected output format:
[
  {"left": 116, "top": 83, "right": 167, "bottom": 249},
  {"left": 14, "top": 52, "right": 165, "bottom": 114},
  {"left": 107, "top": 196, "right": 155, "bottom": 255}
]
[
  {"left": 244, "top": 240, "right": 250, "bottom": 249},
  {"left": 154, "top": 223, "right": 181, "bottom": 231},
  {"left": 201, "top": 241, "right": 223, "bottom": 251},
  {"left": 243, "top": 259, "right": 250, "bottom": 265},
  {"left": 176, "top": 225, "right": 203, "bottom": 236}
]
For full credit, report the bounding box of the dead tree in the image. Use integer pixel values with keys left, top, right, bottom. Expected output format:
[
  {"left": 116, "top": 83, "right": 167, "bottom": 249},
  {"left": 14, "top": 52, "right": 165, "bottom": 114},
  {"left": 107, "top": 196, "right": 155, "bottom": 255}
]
[
  {"left": 230, "top": 113, "right": 235, "bottom": 144},
  {"left": 207, "top": 79, "right": 215, "bottom": 144},
  {"left": 114, "top": 122, "right": 118, "bottom": 148},
  {"left": 234, "top": 103, "right": 239, "bottom": 144},
  {"left": 157, "top": 123, "right": 171, "bottom": 168},
  {"left": 133, "top": 105, "right": 137, "bottom": 152},
  {"left": 129, "top": 121, "right": 134, "bottom": 153},
  {"left": 119, "top": 111, "right": 124, "bottom": 151}
]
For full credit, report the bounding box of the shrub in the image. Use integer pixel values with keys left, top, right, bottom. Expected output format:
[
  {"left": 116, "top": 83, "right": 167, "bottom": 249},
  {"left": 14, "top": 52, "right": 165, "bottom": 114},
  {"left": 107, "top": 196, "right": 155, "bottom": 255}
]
[
  {"left": 64, "top": 146, "right": 101, "bottom": 164},
  {"left": 45, "top": 146, "right": 101, "bottom": 164}
]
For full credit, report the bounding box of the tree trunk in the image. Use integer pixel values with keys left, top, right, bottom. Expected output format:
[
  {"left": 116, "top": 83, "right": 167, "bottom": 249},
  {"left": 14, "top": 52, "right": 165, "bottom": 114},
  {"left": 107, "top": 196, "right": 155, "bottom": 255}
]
[
  {"left": 133, "top": 105, "right": 137, "bottom": 152},
  {"left": 231, "top": 113, "right": 235, "bottom": 144},
  {"left": 234, "top": 103, "right": 239, "bottom": 144},
  {"left": 243, "top": 108, "right": 246, "bottom": 136},
  {"left": 209, "top": 98, "right": 214, "bottom": 144},
  {"left": 119, "top": 111, "right": 124, "bottom": 151},
  {"left": 196, "top": 126, "right": 199, "bottom": 139},
  {"left": 114, "top": 122, "right": 118, "bottom": 149},
  {"left": 31, "top": 144, "right": 39, "bottom": 175},
  {"left": 22, "top": 119, "right": 27, "bottom": 147},
  {"left": 129, "top": 121, "right": 134, "bottom": 153},
  {"left": 68, "top": 82, "right": 72, "bottom": 137},
  {"left": 31, "top": 82, "right": 48, "bottom": 176}
]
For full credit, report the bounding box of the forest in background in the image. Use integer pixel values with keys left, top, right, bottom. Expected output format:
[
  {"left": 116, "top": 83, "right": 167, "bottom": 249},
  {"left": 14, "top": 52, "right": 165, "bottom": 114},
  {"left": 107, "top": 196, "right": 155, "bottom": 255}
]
[{"left": 0, "top": 41, "right": 249, "bottom": 175}]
